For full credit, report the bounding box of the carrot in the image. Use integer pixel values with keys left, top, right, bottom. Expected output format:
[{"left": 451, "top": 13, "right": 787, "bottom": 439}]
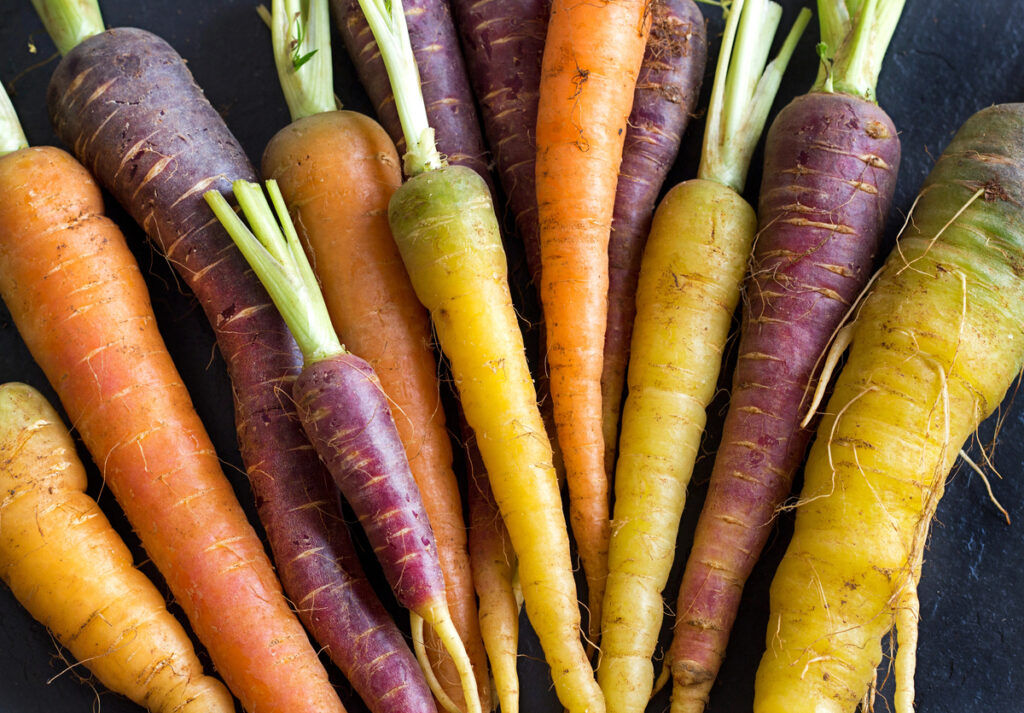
[
  {"left": 448, "top": 0, "right": 564, "bottom": 498},
  {"left": 667, "top": 4, "right": 906, "bottom": 709},
  {"left": 449, "top": 0, "right": 549, "bottom": 285},
  {"left": 463, "top": 417, "right": 522, "bottom": 713},
  {"left": 601, "top": 0, "right": 707, "bottom": 478},
  {"left": 355, "top": 1, "right": 600, "bottom": 710},
  {"left": 205, "top": 179, "right": 481, "bottom": 713},
  {"left": 597, "top": 4, "right": 809, "bottom": 712},
  {"left": 533, "top": 0, "right": 651, "bottom": 641},
  {"left": 0, "top": 141, "right": 343, "bottom": 713},
  {"left": 34, "top": 4, "right": 356, "bottom": 711},
  {"left": 0, "top": 382, "right": 235, "bottom": 713},
  {"left": 261, "top": 2, "right": 483, "bottom": 709},
  {"left": 754, "top": 101, "right": 1024, "bottom": 713},
  {"left": 332, "top": 0, "right": 493, "bottom": 187}
]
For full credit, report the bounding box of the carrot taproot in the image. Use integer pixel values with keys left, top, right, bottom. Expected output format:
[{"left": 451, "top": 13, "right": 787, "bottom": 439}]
[
  {"left": 261, "top": 2, "right": 483, "bottom": 709},
  {"left": 205, "top": 178, "right": 481, "bottom": 713},
  {"left": 601, "top": 0, "right": 707, "bottom": 478},
  {"left": 35, "top": 4, "right": 362, "bottom": 711},
  {"left": 0, "top": 141, "right": 344, "bottom": 713},
  {"left": 354, "top": 1, "right": 600, "bottom": 709},
  {"left": 597, "top": 4, "right": 809, "bottom": 712},
  {"left": 463, "top": 417, "right": 521, "bottom": 713},
  {"left": 667, "top": 4, "right": 906, "bottom": 709},
  {"left": 533, "top": 0, "right": 652, "bottom": 641},
  {"left": 0, "top": 382, "right": 235, "bottom": 713},
  {"left": 754, "top": 100, "right": 1024, "bottom": 713}
]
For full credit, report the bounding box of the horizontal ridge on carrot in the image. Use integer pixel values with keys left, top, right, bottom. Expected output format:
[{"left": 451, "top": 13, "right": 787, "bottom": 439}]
[
  {"left": 667, "top": 2, "right": 906, "bottom": 709},
  {"left": 352, "top": 0, "right": 601, "bottom": 709},
  {"left": 0, "top": 382, "right": 236, "bottom": 713},
  {"left": 598, "top": 3, "right": 809, "bottom": 712},
  {"left": 754, "top": 101, "right": 1024, "bottom": 713},
  {"left": 204, "top": 179, "right": 480, "bottom": 713}
]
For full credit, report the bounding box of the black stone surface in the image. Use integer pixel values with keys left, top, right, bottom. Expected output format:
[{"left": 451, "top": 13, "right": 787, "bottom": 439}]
[{"left": 0, "top": 1, "right": 1022, "bottom": 712}]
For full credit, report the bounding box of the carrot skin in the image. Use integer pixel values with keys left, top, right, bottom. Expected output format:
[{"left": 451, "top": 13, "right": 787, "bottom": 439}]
[
  {"left": 0, "top": 145, "right": 343, "bottom": 713},
  {"left": 668, "top": 92, "right": 901, "bottom": 711},
  {"left": 296, "top": 355, "right": 444, "bottom": 613},
  {"left": 334, "top": 0, "right": 493, "bottom": 186},
  {"left": 602, "top": 0, "right": 706, "bottom": 476},
  {"left": 755, "top": 102, "right": 1024, "bottom": 713},
  {"left": 46, "top": 29, "right": 350, "bottom": 713},
  {"left": 263, "top": 111, "right": 480, "bottom": 713},
  {"left": 535, "top": 0, "right": 652, "bottom": 647}
]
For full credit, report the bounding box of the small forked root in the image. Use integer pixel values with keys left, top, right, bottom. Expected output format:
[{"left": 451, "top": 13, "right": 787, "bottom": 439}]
[
  {"left": 651, "top": 654, "right": 672, "bottom": 698},
  {"left": 801, "top": 322, "right": 856, "bottom": 427},
  {"left": 413, "top": 602, "right": 483, "bottom": 713},
  {"left": 959, "top": 449, "right": 1011, "bottom": 524},
  {"left": 412, "top": 612, "right": 461, "bottom": 713}
]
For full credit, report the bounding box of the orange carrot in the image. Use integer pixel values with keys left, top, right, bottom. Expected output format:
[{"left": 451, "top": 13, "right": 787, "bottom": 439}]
[
  {"left": 0, "top": 144, "right": 345, "bottom": 713},
  {"left": 534, "top": 0, "right": 652, "bottom": 643}
]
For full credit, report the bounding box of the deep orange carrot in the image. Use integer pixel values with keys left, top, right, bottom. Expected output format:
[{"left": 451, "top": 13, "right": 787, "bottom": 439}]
[
  {"left": 263, "top": 109, "right": 488, "bottom": 711},
  {"left": 534, "top": 0, "right": 652, "bottom": 643},
  {"left": 0, "top": 145, "right": 345, "bottom": 713}
]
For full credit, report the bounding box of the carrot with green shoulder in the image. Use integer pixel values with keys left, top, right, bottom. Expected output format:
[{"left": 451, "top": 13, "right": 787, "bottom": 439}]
[
  {"left": 755, "top": 101, "right": 1024, "bottom": 713},
  {"left": 598, "top": 4, "right": 809, "bottom": 712},
  {"left": 351, "top": 0, "right": 600, "bottom": 710},
  {"left": 668, "top": 4, "right": 906, "bottom": 710}
]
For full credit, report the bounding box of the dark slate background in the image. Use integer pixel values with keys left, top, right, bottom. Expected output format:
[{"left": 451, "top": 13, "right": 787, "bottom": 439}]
[{"left": 0, "top": 1, "right": 1022, "bottom": 712}]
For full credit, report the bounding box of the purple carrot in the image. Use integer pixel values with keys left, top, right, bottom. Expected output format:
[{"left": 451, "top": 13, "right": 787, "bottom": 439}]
[
  {"left": 333, "top": 0, "right": 492, "bottom": 188},
  {"left": 602, "top": 0, "right": 707, "bottom": 477},
  {"left": 667, "top": 3, "right": 906, "bottom": 712},
  {"left": 450, "top": 0, "right": 549, "bottom": 283},
  {"left": 205, "top": 179, "right": 482, "bottom": 713},
  {"left": 37, "top": 13, "right": 397, "bottom": 713}
]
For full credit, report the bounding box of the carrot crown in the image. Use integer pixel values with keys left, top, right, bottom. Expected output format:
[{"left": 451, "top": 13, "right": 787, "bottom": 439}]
[
  {"left": 0, "top": 81, "right": 29, "bottom": 156},
  {"left": 204, "top": 182, "right": 344, "bottom": 364},
  {"left": 813, "top": 0, "right": 906, "bottom": 100},
  {"left": 261, "top": 0, "right": 336, "bottom": 121},
  {"left": 698, "top": 0, "right": 811, "bottom": 193},
  {"left": 30, "top": 0, "right": 105, "bottom": 56},
  {"left": 354, "top": 0, "right": 442, "bottom": 176}
]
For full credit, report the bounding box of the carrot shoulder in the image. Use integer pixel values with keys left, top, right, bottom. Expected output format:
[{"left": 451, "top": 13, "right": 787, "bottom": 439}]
[
  {"left": 0, "top": 146, "right": 343, "bottom": 713},
  {"left": 534, "top": 0, "right": 652, "bottom": 638}
]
